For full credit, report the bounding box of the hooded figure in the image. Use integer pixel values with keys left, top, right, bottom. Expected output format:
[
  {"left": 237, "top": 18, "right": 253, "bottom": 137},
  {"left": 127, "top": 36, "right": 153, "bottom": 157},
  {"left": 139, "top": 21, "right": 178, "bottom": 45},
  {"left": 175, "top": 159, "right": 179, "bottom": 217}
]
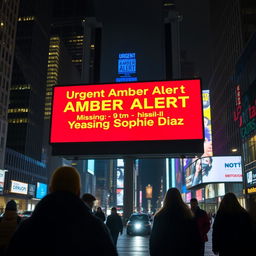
[
  {"left": 0, "top": 200, "right": 21, "bottom": 254},
  {"left": 6, "top": 166, "right": 117, "bottom": 256}
]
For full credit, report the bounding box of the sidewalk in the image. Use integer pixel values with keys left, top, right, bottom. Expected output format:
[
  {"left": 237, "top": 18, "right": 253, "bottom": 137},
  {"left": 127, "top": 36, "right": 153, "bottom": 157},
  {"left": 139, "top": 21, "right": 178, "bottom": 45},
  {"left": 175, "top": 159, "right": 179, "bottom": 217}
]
[{"left": 117, "top": 227, "right": 215, "bottom": 256}]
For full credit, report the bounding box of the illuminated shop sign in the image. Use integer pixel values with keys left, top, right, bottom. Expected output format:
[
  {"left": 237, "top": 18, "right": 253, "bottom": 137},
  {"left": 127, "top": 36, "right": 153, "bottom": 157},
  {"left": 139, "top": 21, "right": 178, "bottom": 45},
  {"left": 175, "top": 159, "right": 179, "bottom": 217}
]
[
  {"left": 10, "top": 180, "right": 28, "bottom": 195},
  {"left": 36, "top": 182, "right": 47, "bottom": 199},
  {"left": 186, "top": 156, "right": 242, "bottom": 188}
]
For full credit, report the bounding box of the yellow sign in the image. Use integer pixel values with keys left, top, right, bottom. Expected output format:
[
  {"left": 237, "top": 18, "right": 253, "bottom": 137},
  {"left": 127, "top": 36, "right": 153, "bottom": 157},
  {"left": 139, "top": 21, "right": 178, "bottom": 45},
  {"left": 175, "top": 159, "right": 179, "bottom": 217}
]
[{"left": 247, "top": 187, "right": 256, "bottom": 194}]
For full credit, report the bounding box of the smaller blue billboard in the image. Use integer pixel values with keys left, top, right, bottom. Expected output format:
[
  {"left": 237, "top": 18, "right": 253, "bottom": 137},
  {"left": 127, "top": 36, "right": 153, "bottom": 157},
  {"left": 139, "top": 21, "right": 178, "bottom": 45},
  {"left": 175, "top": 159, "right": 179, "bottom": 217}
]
[{"left": 36, "top": 182, "right": 47, "bottom": 199}]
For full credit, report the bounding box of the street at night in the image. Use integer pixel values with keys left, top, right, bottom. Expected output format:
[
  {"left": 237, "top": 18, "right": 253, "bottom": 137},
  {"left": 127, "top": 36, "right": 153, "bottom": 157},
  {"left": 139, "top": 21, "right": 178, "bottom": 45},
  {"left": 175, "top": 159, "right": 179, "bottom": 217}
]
[{"left": 0, "top": 0, "right": 255, "bottom": 255}]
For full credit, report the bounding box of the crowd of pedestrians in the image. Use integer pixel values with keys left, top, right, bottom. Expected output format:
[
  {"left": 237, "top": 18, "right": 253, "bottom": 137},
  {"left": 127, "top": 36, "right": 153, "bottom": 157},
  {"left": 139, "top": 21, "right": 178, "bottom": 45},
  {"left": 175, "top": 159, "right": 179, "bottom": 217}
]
[{"left": 0, "top": 166, "right": 255, "bottom": 256}]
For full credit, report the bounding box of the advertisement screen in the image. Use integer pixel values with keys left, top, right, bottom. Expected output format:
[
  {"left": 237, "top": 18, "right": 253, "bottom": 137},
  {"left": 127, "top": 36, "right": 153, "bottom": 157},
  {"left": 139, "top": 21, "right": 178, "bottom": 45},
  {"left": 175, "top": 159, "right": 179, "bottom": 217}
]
[
  {"left": 117, "top": 159, "right": 124, "bottom": 167},
  {"left": 87, "top": 159, "right": 95, "bottom": 175},
  {"left": 36, "top": 182, "right": 48, "bottom": 199},
  {"left": 50, "top": 80, "right": 203, "bottom": 143},
  {"left": 205, "top": 184, "right": 215, "bottom": 199},
  {"left": 246, "top": 169, "right": 256, "bottom": 188},
  {"left": 185, "top": 158, "right": 201, "bottom": 188},
  {"left": 116, "top": 188, "right": 124, "bottom": 206},
  {"left": 185, "top": 192, "right": 191, "bottom": 203},
  {"left": 196, "top": 189, "right": 204, "bottom": 202},
  {"left": 0, "top": 170, "right": 6, "bottom": 194},
  {"left": 10, "top": 180, "right": 28, "bottom": 195},
  {"left": 28, "top": 184, "right": 36, "bottom": 197},
  {"left": 116, "top": 167, "right": 124, "bottom": 188},
  {"left": 186, "top": 156, "right": 242, "bottom": 188},
  {"left": 202, "top": 90, "right": 213, "bottom": 157}
]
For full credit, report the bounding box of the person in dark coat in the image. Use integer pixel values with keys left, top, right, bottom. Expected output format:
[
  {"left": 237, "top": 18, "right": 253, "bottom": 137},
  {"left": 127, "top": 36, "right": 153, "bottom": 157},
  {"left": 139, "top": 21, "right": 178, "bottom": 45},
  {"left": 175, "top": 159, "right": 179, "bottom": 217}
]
[
  {"left": 190, "top": 198, "right": 211, "bottom": 256},
  {"left": 6, "top": 166, "right": 117, "bottom": 256},
  {"left": 150, "top": 188, "right": 201, "bottom": 256},
  {"left": 0, "top": 200, "right": 21, "bottom": 255},
  {"left": 106, "top": 207, "right": 123, "bottom": 246},
  {"left": 212, "top": 192, "right": 253, "bottom": 256},
  {"left": 95, "top": 207, "right": 106, "bottom": 222}
]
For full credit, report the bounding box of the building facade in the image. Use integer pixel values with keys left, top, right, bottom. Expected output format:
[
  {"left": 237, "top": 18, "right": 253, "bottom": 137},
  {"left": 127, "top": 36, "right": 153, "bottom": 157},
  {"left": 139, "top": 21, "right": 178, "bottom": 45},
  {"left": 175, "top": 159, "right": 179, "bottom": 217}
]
[{"left": 0, "top": 0, "right": 19, "bottom": 169}]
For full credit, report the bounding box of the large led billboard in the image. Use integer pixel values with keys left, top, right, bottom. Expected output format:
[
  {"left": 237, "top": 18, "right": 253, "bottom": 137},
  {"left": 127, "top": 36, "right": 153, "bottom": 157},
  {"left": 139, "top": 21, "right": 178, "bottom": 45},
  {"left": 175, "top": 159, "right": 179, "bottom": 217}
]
[
  {"left": 50, "top": 79, "right": 204, "bottom": 157},
  {"left": 186, "top": 156, "right": 242, "bottom": 188}
]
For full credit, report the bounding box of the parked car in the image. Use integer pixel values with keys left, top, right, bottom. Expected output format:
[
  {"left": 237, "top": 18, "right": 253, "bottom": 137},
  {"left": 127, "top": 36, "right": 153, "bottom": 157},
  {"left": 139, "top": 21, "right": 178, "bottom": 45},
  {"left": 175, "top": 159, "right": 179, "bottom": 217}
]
[
  {"left": 19, "top": 210, "right": 33, "bottom": 219},
  {"left": 126, "top": 213, "right": 151, "bottom": 236}
]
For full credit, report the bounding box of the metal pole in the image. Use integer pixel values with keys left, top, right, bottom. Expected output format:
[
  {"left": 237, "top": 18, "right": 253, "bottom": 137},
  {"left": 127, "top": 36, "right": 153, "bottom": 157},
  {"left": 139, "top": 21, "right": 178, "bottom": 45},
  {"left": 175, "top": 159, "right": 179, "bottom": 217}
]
[{"left": 123, "top": 158, "right": 134, "bottom": 223}]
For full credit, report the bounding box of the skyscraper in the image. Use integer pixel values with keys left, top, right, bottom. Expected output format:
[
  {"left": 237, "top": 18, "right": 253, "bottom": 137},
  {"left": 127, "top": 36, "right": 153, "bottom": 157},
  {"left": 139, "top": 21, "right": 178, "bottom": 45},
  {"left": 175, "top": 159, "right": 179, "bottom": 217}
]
[
  {"left": 0, "top": 0, "right": 19, "bottom": 169},
  {"left": 7, "top": 0, "right": 51, "bottom": 160}
]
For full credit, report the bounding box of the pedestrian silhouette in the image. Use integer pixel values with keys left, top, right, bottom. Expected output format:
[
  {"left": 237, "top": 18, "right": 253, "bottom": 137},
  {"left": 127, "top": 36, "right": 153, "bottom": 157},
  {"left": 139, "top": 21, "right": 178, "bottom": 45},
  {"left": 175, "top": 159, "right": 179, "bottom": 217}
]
[
  {"left": 6, "top": 166, "right": 117, "bottom": 256},
  {"left": 82, "top": 193, "right": 96, "bottom": 212},
  {"left": 149, "top": 188, "right": 200, "bottom": 256},
  {"left": 190, "top": 198, "right": 211, "bottom": 256},
  {"left": 95, "top": 207, "right": 106, "bottom": 222},
  {"left": 212, "top": 192, "right": 253, "bottom": 256},
  {"left": 0, "top": 200, "right": 21, "bottom": 255},
  {"left": 106, "top": 207, "right": 123, "bottom": 246}
]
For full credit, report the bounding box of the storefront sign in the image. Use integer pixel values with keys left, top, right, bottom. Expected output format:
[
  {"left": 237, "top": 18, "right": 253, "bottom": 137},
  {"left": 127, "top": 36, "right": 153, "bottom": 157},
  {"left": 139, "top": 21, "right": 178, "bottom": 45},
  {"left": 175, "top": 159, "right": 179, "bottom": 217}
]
[
  {"left": 10, "top": 180, "right": 28, "bottom": 195},
  {"left": 248, "top": 187, "right": 256, "bottom": 193}
]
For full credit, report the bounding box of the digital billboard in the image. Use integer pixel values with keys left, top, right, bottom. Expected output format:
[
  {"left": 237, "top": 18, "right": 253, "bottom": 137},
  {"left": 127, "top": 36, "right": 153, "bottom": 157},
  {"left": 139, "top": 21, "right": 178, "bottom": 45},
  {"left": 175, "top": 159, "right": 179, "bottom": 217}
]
[
  {"left": 202, "top": 90, "right": 213, "bottom": 157},
  {"left": 196, "top": 189, "right": 204, "bottom": 202},
  {"left": 116, "top": 188, "right": 124, "bottom": 206},
  {"left": 36, "top": 182, "right": 47, "bottom": 199},
  {"left": 0, "top": 170, "right": 6, "bottom": 194},
  {"left": 186, "top": 156, "right": 242, "bottom": 188},
  {"left": 87, "top": 159, "right": 95, "bottom": 175},
  {"left": 116, "top": 167, "right": 124, "bottom": 188},
  {"left": 50, "top": 79, "right": 204, "bottom": 157}
]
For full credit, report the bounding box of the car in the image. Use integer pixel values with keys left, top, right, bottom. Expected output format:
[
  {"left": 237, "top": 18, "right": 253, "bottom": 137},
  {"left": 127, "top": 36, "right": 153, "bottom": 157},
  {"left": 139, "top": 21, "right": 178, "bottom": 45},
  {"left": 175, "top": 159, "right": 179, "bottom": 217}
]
[
  {"left": 126, "top": 213, "right": 151, "bottom": 236},
  {"left": 19, "top": 210, "right": 33, "bottom": 219}
]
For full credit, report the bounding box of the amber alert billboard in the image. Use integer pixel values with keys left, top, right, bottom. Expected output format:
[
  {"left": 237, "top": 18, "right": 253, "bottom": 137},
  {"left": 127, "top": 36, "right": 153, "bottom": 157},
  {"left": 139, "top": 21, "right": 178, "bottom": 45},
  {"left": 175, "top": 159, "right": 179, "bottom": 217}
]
[{"left": 50, "top": 79, "right": 204, "bottom": 157}]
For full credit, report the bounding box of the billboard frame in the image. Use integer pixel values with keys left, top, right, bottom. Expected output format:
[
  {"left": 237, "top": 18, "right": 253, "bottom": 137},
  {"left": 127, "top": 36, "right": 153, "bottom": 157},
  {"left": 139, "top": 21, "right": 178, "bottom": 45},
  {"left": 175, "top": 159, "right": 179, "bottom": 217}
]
[{"left": 50, "top": 79, "right": 204, "bottom": 158}]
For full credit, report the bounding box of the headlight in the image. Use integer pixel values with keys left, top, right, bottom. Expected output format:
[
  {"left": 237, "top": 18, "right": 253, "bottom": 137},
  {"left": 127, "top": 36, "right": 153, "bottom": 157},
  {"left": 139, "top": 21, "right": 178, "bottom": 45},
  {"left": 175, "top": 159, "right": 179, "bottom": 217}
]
[{"left": 134, "top": 223, "right": 142, "bottom": 230}]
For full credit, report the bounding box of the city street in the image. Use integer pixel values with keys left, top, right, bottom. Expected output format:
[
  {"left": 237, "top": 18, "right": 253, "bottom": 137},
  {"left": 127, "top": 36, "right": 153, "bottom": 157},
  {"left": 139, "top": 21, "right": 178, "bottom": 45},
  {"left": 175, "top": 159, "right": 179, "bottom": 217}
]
[{"left": 117, "top": 228, "right": 215, "bottom": 256}]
